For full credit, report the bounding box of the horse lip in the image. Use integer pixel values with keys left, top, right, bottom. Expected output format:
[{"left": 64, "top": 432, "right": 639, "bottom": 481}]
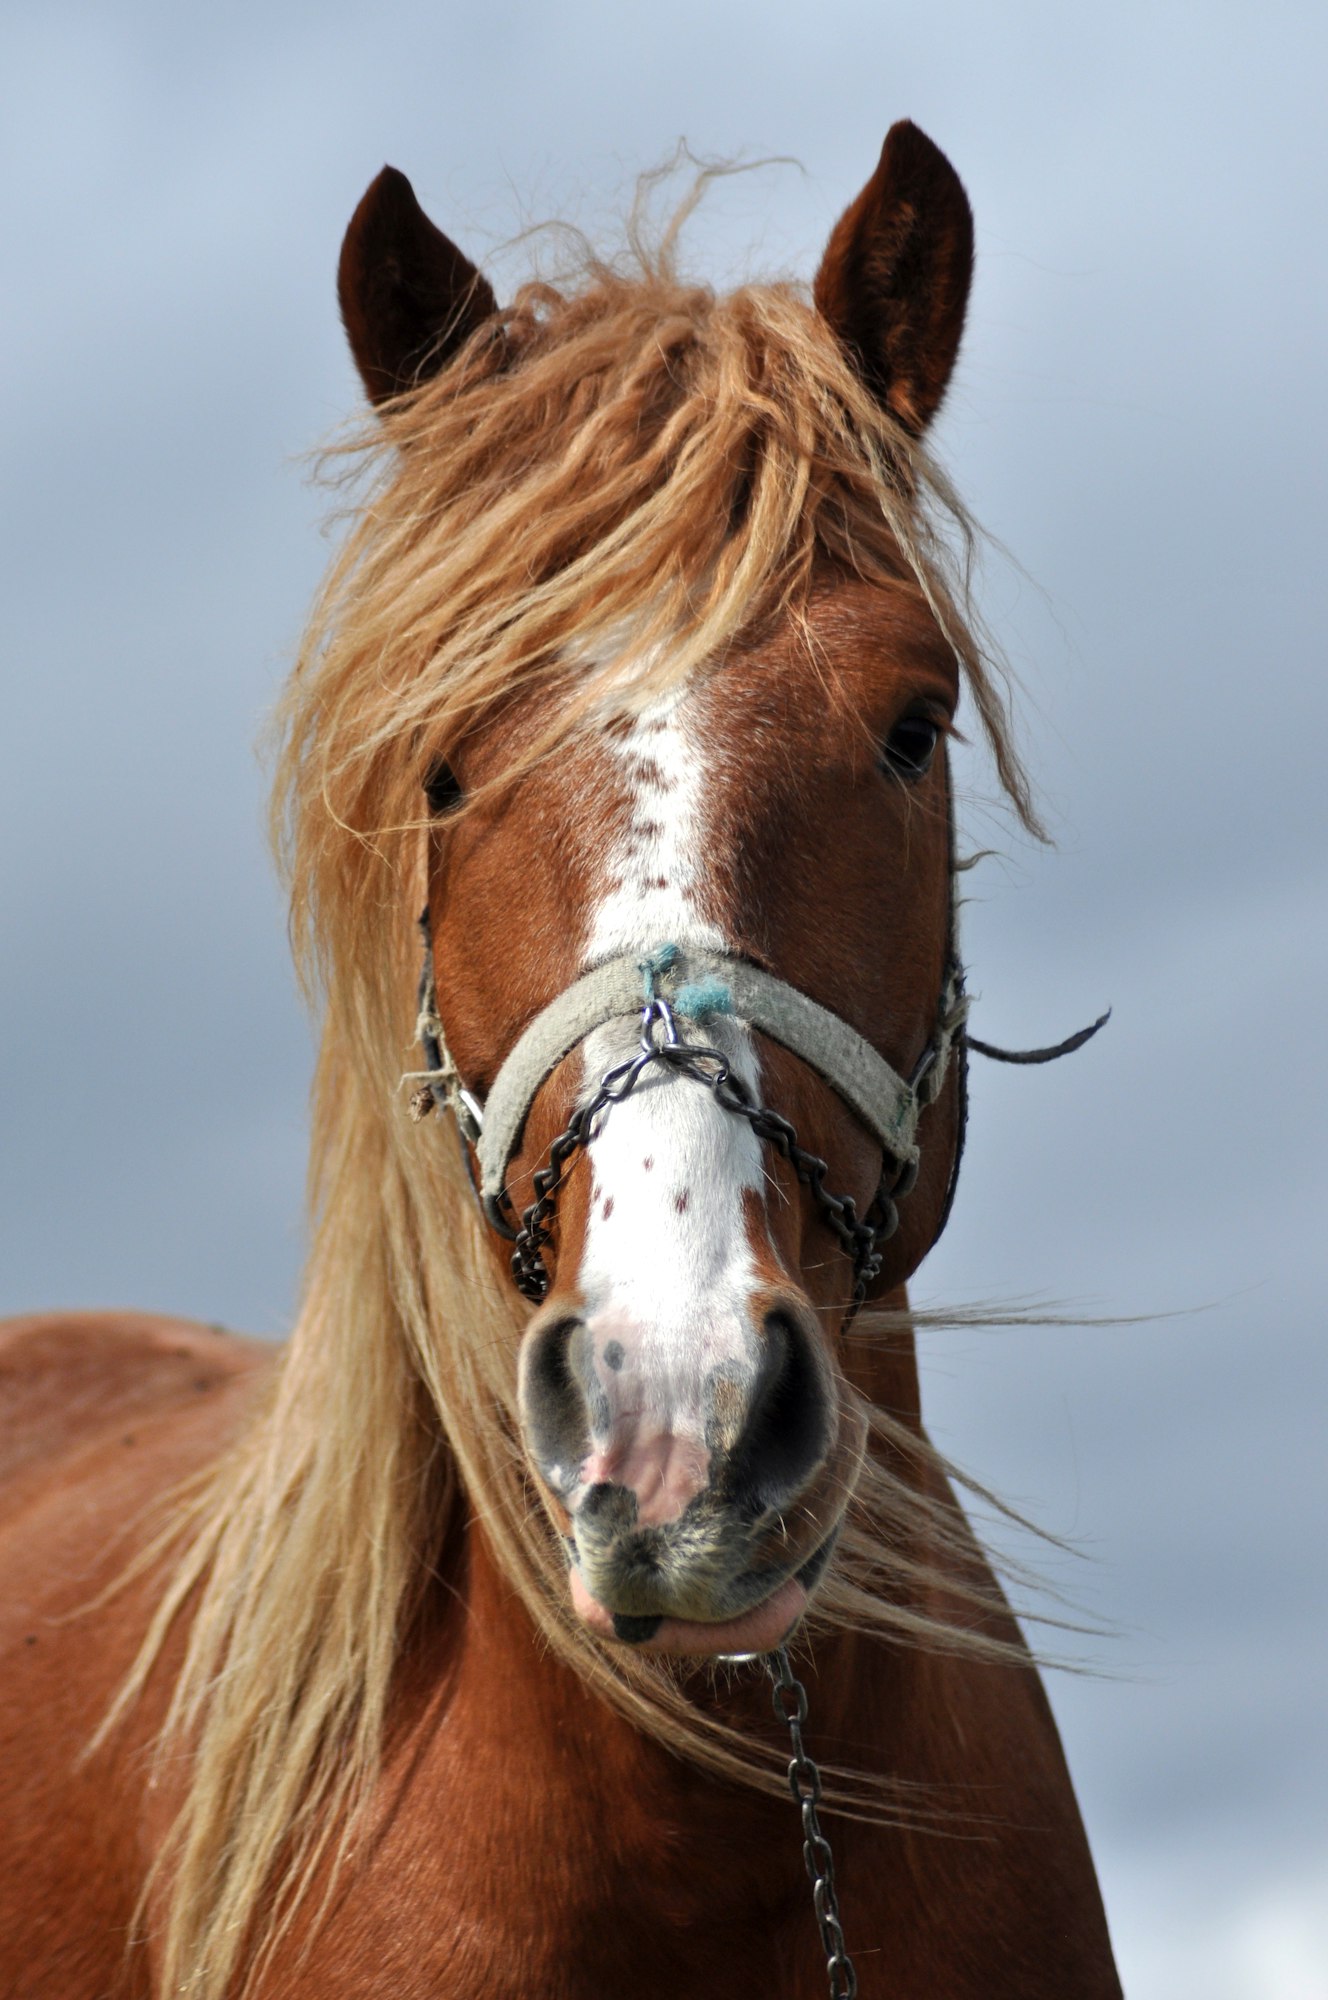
[
  {"left": 567, "top": 1514, "right": 843, "bottom": 1647},
  {"left": 572, "top": 1529, "right": 777, "bottom": 1622},
  {"left": 569, "top": 1563, "right": 808, "bottom": 1656}
]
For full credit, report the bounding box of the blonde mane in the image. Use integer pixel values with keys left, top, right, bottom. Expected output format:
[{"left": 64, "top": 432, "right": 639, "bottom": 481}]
[{"left": 115, "top": 211, "right": 1045, "bottom": 1997}]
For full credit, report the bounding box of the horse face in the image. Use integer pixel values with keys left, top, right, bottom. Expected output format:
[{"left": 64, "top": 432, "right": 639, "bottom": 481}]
[
  {"left": 422, "top": 577, "right": 961, "bottom": 1655},
  {"left": 343, "top": 121, "right": 976, "bottom": 1654}
]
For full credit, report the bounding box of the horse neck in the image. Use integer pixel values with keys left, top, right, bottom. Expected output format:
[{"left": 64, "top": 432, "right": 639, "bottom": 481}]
[{"left": 433, "top": 1516, "right": 862, "bottom": 1922}]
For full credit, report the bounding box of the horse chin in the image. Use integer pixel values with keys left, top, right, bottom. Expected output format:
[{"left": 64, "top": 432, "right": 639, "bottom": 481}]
[{"left": 569, "top": 1564, "right": 809, "bottom": 1658}]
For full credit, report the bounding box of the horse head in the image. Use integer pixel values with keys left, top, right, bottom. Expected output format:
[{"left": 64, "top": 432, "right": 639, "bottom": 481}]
[{"left": 334, "top": 126, "right": 978, "bottom": 1660}]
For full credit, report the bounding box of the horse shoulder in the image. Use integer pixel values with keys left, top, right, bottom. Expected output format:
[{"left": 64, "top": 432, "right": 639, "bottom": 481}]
[
  {"left": 0, "top": 1310, "right": 267, "bottom": 1488},
  {"left": 0, "top": 1312, "right": 271, "bottom": 1997}
]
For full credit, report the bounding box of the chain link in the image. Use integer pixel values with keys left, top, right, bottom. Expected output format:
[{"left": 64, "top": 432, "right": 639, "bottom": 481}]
[
  {"left": 767, "top": 1645, "right": 859, "bottom": 2000},
  {"left": 509, "top": 997, "right": 905, "bottom": 1319}
]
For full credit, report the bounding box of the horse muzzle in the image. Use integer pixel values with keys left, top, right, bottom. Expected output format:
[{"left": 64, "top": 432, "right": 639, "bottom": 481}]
[{"left": 518, "top": 1289, "right": 863, "bottom": 1654}]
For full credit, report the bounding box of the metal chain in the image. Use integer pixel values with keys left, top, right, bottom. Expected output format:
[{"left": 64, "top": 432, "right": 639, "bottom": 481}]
[
  {"left": 509, "top": 997, "right": 906, "bottom": 1318},
  {"left": 767, "top": 1645, "right": 859, "bottom": 2000}
]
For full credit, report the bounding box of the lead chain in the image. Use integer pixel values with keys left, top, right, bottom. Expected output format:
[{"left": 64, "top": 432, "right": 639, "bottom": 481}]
[{"left": 767, "top": 1646, "right": 859, "bottom": 2000}]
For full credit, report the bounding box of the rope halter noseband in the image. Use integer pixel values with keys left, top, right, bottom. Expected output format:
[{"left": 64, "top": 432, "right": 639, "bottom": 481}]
[
  {"left": 406, "top": 908, "right": 978, "bottom": 1320},
  {"left": 405, "top": 805, "right": 1109, "bottom": 1320}
]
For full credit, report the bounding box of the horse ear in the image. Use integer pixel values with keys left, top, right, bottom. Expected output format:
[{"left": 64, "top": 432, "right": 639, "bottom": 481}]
[
  {"left": 813, "top": 122, "right": 974, "bottom": 435},
  {"left": 338, "top": 167, "right": 499, "bottom": 405}
]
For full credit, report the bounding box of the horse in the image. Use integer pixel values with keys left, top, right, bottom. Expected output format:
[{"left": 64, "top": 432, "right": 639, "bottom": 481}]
[{"left": 0, "top": 123, "right": 1123, "bottom": 1998}]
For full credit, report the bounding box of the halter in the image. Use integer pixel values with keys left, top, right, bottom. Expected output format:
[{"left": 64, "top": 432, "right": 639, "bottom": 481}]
[
  {"left": 407, "top": 877, "right": 1105, "bottom": 1319},
  {"left": 419, "top": 937, "right": 964, "bottom": 1217},
  {"left": 414, "top": 926, "right": 968, "bottom": 1300}
]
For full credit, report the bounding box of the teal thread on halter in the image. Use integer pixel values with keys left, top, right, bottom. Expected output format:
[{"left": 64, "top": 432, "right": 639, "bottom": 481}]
[
  {"left": 638, "top": 943, "right": 680, "bottom": 1000},
  {"left": 637, "top": 946, "right": 733, "bottom": 1022},
  {"left": 674, "top": 976, "right": 733, "bottom": 1020}
]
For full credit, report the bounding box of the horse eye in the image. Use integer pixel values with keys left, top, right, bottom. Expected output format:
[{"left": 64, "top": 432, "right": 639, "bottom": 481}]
[
  {"left": 423, "top": 759, "right": 464, "bottom": 815},
  {"left": 880, "top": 715, "right": 941, "bottom": 782}
]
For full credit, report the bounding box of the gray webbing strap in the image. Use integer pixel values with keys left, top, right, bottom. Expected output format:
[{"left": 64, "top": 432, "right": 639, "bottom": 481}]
[{"left": 460, "top": 948, "right": 960, "bottom": 1217}]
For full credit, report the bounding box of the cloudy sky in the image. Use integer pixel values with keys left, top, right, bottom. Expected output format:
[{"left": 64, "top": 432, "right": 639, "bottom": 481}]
[{"left": 2, "top": 3, "right": 1325, "bottom": 1991}]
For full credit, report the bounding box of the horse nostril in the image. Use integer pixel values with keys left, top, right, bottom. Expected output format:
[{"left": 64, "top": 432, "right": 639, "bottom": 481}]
[
  {"left": 722, "top": 1307, "right": 832, "bottom": 1517},
  {"left": 518, "top": 1313, "right": 592, "bottom": 1494}
]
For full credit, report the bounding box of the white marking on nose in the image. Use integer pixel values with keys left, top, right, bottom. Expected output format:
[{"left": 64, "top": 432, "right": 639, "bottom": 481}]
[{"left": 576, "top": 686, "right": 766, "bottom": 1498}]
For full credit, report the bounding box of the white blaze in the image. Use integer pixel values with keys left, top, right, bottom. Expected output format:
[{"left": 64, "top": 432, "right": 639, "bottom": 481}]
[{"left": 575, "top": 686, "right": 765, "bottom": 1504}]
